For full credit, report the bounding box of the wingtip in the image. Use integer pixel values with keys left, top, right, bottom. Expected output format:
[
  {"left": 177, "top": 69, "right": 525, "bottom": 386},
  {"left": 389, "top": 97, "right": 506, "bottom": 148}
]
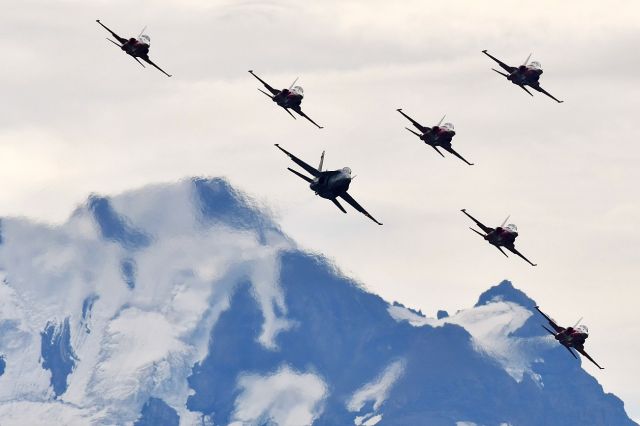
[
  {"left": 461, "top": 208, "right": 466, "bottom": 212},
  {"left": 482, "top": 49, "right": 488, "bottom": 53},
  {"left": 248, "top": 69, "right": 253, "bottom": 73},
  {"left": 96, "top": 19, "right": 100, "bottom": 22},
  {"left": 274, "top": 143, "right": 280, "bottom": 147},
  {"left": 396, "top": 108, "right": 402, "bottom": 112}
]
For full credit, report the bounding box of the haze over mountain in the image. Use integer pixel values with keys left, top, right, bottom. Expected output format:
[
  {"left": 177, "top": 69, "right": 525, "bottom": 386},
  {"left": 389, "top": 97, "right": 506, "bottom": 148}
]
[{"left": 0, "top": 178, "right": 635, "bottom": 425}]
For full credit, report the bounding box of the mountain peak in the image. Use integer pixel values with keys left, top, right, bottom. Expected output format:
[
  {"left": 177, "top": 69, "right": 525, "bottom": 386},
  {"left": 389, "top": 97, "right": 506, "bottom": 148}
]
[{"left": 475, "top": 279, "right": 537, "bottom": 308}]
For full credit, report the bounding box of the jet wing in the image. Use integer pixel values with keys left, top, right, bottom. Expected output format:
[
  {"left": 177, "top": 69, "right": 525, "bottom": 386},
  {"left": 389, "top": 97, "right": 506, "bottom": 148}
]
[
  {"left": 96, "top": 19, "right": 127, "bottom": 45},
  {"left": 397, "top": 109, "right": 428, "bottom": 133},
  {"left": 248, "top": 70, "right": 280, "bottom": 96},
  {"left": 274, "top": 144, "right": 320, "bottom": 177},
  {"left": 534, "top": 306, "right": 564, "bottom": 333},
  {"left": 291, "top": 106, "right": 323, "bottom": 129},
  {"left": 530, "top": 83, "right": 564, "bottom": 103},
  {"left": 141, "top": 56, "right": 172, "bottom": 77},
  {"left": 442, "top": 145, "right": 474, "bottom": 166},
  {"left": 339, "top": 192, "right": 383, "bottom": 225},
  {"left": 575, "top": 346, "right": 604, "bottom": 370},
  {"left": 460, "top": 209, "right": 493, "bottom": 234},
  {"left": 505, "top": 245, "right": 537, "bottom": 266},
  {"left": 482, "top": 50, "right": 516, "bottom": 73}
]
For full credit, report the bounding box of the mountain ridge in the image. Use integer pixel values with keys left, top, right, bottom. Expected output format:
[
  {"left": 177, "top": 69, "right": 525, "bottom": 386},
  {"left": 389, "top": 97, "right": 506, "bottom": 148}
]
[{"left": 0, "top": 177, "right": 635, "bottom": 425}]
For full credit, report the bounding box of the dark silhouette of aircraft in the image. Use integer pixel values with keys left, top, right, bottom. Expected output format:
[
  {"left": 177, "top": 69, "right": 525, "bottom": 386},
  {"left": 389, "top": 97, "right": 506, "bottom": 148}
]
[
  {"left": 275, "top": 144, "right": 382, "bottom": 225},
  {"left": 482, "top": 50, "right": 563, "bottom": 103},
  {"left": 397, "top": 109, "right": 473, "bottom": 165},
  {"left": 96, "top": 20, "right": 172, "bottom": 77},
  {"left": 249, "top": 70, "right": 323, "bottom": 129},
  {"left": 535, "top": 306, "right": 604, "bottom": 369},
  {"left": 461, "top": 209, "right": 537, "bottom": 266}
]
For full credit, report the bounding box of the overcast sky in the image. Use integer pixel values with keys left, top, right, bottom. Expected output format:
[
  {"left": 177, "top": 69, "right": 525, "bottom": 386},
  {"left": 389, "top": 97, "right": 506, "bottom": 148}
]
[{"left": 1, "top": 0, "right": 639, "bottom": 418}]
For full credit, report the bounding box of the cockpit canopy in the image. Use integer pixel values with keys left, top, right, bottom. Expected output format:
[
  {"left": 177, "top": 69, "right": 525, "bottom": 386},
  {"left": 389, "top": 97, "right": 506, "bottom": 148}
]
[
  {"left": 576, "top": 324, "right": 589, "bottom": 334},
  {"left": 528, "top": 61, "right": 542, "bottom": 70},
  {"left": 442, "top": 122, "right": 455, "bottom": 131},
  {"left": 138, "top": 34, "right": 151, "bottom": 45},
  {"left": 341, "top": 167, "right": 352, "bottom": 176},
  {"left": 291, "top": 86, "right": 304, "bottom": 96},
  {"left": 504, "top": 223, "right": 518, "bottom": 233}
]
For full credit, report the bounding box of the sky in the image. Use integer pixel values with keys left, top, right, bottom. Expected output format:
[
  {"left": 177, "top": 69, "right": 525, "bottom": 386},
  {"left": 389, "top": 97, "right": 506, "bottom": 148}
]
[{"left": 0, "top": 0, "right": 639, "bottom": 418}]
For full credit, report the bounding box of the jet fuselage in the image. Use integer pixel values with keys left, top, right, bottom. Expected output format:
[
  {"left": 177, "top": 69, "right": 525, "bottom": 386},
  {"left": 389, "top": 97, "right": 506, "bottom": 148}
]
[
  {"left": 273, "top": 90, "right": 303, "bottom": 109},
  {"left": 556, "top": 327, "right": 588, "bottom": 347},
  {"left": 508, "top": 66, "right": 543, "bottom": 86},
  {"left": 421, "top": 127, "right": 455, "bottom": 146},
  {"left": 485, "top": 227, "right": 517, "bottom": 247},
  {"left": 121, "top": 38, "right": 149, "bottom": 57},
  {"left": 310, "top": 169, "right": 352, "bottom": 199}
]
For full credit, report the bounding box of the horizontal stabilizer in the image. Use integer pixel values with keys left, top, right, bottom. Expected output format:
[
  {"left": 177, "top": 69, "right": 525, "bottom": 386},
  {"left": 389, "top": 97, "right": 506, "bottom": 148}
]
[
  {"left": 283, "top": 107, "right": 297, "bottom": 120},
  {"left": 257, "top": 88, "right": 273, "bottom": 99},
  {"left": 405, "top": 127, "right": 422, "bottom": 138},
  {"left": 287, "top": 167, "right": 312, "bottom": 183},
  {"left": 492, "top": 68, "right": 509, "bottom": 78},
  {"left": 331, "top": 198, "right": 347, "bottom": 213},
  {"left": 519, "top": 85, "right": 534, "bottom": 97},
  {"left": 469, "top": 227, "right": 486, "bottom": 238}
]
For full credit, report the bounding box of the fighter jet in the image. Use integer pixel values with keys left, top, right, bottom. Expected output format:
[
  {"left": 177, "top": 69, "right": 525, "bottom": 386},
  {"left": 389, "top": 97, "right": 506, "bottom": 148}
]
[
  {"left": 96, "top": 19, "right": 172, "bottom": 77},
  {"left": 535, "top": 306, "right": 604, "bottom": 370},
  {"left": 396, "top": 109, "right": 473, "bottom": 165},
  {"left": 461, "top": 209, "right": 537, "bottom": 266},
  {"left": 482, "top": 50, "right": 563, "bottom": 103},
  {"left": 249, "top": 70, "right": 323, "bottom": 129},
  {"left": 275, "top": 144, "right": 382, "bottom": 225}
]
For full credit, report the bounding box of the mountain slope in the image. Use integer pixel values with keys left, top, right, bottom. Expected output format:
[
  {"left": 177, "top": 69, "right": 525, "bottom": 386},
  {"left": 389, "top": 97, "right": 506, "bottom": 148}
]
[{"left": 0, "top": 178, "right": 635, "bottom": 425}]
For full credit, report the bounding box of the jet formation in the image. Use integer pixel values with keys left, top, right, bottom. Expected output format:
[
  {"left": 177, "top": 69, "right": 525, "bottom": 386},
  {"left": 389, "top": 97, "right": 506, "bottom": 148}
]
[
  {"left": 461, "top": 209, "right": 537, "bottom": 266},
  {"left": 249, "top": 70, "right": 323, "bottom": 129},
  {"left": 92, "top": 21, "right": 608, "bottom": 371},
  {"left": 96, "top": 20, "right": 172, "bottom": 77},
  {"left": 274, "top": 144, "right": 382, "bottom": 225},
  {"left": 535, "top": 306, "right": 604, "bottom": 370},
  {"left": 482, "top": 50, "right": 563, "bottom": 103},
  {"left": 397, "top": 109, "right": 473, "bottom": 165}
]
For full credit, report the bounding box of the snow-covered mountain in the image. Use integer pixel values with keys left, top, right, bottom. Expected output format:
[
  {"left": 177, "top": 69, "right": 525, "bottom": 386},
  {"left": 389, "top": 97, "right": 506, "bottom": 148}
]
[{"left": 0, "top": 178, "right": 635, "bottom": 426}]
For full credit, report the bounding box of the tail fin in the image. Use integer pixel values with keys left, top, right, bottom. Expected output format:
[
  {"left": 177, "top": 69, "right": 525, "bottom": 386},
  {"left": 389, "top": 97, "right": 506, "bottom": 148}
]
[
  {"left": 289, "top": 77, "right": 299, "bottom": 90},
  {"left": 318, "top": 151, "right": 325, "bottom": 172},
  {"left": 437, "top": 114, "right": 446, "bottom": 127},
  {"left": 500, "top": 215, "right": 511, "bottom": 227}
]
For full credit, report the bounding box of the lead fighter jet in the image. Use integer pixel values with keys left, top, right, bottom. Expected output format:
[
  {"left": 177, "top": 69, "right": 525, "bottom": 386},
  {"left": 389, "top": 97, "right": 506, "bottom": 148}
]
[
  {"left": 96, "top": 19, "right": 172, "bottom": 77},
  {"left": 482, "top": 50, "right": 563, "bottom": 103},
  {"left": 249, "top": 70, "right": 323, "bottom": 129},
  {"left": 396, "top": 109, "right": 473, "bottom": 165},
  {"left": 275, "top": 144, "right": 382, "bottom": 225},
  {"left": 535, "top": 306, "right": 604, "bottom": 370},
  {"left": 461, "top": 209, "right": 537, "bottom": 266}
]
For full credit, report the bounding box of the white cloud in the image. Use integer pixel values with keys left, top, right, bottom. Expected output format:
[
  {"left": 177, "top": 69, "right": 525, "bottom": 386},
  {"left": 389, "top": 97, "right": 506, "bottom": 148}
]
[
  {"left": 231, "top": 365, "right": 327, "bottom": 426},
  {"left": 348, "top": 360, "right": 405, "bottom": 413}
]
